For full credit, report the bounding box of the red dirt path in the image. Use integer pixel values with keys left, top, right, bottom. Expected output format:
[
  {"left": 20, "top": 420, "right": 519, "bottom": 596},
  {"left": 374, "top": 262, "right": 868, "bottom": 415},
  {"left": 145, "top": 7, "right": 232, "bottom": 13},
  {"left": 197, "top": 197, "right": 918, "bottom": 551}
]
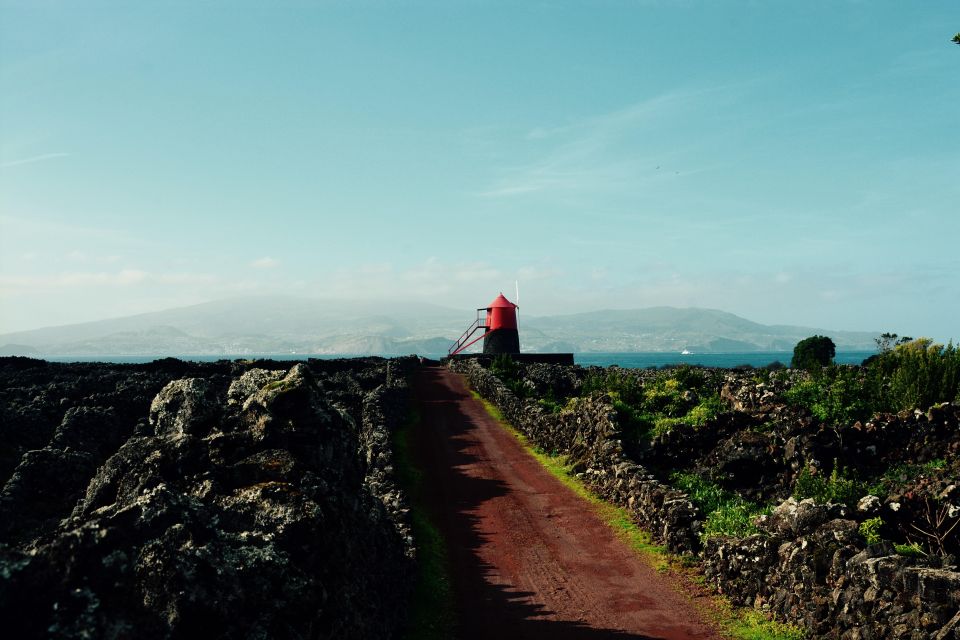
[{"left": 411, "top": 366, "right": 723, "bottom": 640}]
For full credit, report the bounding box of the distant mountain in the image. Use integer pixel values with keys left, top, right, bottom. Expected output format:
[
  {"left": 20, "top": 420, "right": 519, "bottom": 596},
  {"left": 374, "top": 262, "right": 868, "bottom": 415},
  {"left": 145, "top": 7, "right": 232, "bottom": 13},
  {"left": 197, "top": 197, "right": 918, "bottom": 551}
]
[
  {"left": 0, "top": 297, "right": 880, "bottom": 356},
  {"left": 521, "top": 307, "right": 878, "bottom": 352}
]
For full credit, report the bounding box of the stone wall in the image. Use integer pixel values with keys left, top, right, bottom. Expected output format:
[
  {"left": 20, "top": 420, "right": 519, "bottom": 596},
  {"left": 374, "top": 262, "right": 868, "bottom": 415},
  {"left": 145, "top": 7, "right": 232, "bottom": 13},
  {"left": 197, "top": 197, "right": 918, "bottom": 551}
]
[
  {"left": 0, "top": 357, "right": 416, "bottom": 640},
  {"left": 451, "top": 358, "right": 960, "bottom": 640},
  {"left": 452, "top": 358, "right": 702, "bottom": 553}
]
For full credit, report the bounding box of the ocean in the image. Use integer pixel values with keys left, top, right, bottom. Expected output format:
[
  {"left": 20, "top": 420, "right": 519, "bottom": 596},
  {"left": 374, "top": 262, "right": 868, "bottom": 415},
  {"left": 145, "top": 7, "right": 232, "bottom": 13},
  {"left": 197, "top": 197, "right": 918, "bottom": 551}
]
[{"left": 38, "top": 351, "right": 877, "bottom": 368}]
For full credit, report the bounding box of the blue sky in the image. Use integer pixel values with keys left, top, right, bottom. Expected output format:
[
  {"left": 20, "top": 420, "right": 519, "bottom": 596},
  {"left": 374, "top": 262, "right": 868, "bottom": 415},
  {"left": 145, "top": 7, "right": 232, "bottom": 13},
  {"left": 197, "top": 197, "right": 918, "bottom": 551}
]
[{"left": 1, "top": 1, "right": 958, "bottom": 341}]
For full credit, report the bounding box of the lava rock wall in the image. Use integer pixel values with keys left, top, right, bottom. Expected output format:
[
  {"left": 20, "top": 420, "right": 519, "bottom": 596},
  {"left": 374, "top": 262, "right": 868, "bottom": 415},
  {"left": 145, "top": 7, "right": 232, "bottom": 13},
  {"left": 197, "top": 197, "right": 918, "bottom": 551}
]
[
  {"left": 0, "top": 356, "right": 415, "bottom": 640},
  {"left": 451, "top": 358, "right": 960, "bottom": 640},
  {"left": 452, "top": 358, "right": 702, "bottom": 553}
]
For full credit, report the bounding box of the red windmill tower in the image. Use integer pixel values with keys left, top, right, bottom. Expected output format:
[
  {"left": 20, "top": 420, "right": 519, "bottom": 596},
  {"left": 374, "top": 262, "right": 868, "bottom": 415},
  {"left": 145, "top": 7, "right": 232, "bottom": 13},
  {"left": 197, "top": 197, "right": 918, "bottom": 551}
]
[{"left": 448, "top": 293, "right": 520, "bottom": 357}]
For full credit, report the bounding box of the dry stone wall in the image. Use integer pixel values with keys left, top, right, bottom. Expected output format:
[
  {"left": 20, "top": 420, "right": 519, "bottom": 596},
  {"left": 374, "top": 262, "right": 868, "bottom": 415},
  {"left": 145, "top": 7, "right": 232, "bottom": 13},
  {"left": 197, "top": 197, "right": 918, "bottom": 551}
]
[
  {"left": 0, "top": 356, "right": 416, "bottom": 640},
  {"left": 451, "top": 359, "right": 960, "bottom": 640},
  {"left": 451, "top": 358, "right": 702, "bottom": 553}
]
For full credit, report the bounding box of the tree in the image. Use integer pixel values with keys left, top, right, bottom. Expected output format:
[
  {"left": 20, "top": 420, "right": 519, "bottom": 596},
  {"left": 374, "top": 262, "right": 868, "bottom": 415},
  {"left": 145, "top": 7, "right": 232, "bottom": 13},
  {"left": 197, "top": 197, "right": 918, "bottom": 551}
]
[
  {"left": 875, "top": 332, "right": 914, "bottom": 353},
  {"left": 792, "top": 335, "right": 836, "bottom": 370},
  {"left": 953, "top": 33, "right": 960, "bottom": 46}
]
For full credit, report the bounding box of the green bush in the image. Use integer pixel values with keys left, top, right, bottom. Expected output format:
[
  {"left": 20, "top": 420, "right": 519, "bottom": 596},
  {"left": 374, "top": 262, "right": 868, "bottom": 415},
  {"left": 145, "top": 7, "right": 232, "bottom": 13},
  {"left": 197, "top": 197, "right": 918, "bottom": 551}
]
[
  {"left": 793, "top": 463, "right": 865, "bottom": 507},
  {"left": 537, "top": 387, "right": 564, "bottom": 414},
  {"left": 868, "top": 459, "right": 946, "bottom": 495},
  {"left": 584, "top": 368, "right": 724, "bottom": 439},
  {"left": 703, "top": 501, "right": 765, "bottom": 539},
  {"left": 671, "top": 472, "right": 766, "bottom": 540},
  {"left": 894, "top": 542, "right": 926, "bottom": 558},
  {"left": 792, "top": 335, "right": 836, "bottom": 370},
  {"left": 858, "top": 517, "right": 884, "bottom": 545},
  {"left": 490, "top": 355, "right": 530, "bottom": 398},
  {"left": 866, "top": 339, "right": 960, "bottom": 412},
  {"left": 611, "top": 399, "right": 654, "bottom": 441},
  {"left": 643, "top": 376, "right": 691, "bottom": 416},
  {"left": 582, "top": 369, "right": 645, "bottom": 406},
  {"left": 783, "top": 366, "right": 871, "bottom": 425},
  {"left": 782, "top": 338, "right": 960, "bottom": 424},
  {"left": 671, "top": 472, "right": 730, "bottom": 514}
]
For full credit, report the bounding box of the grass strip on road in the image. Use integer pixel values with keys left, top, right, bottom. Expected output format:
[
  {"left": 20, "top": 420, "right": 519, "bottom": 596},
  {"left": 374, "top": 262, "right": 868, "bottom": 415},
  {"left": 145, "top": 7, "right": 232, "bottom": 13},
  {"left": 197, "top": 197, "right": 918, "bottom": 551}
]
[
  {"left": 393, "top": 410, "right": 457, "bottom": 640},
  {"left": 469, "top": 390, "right": 805, "bottom": 640}
]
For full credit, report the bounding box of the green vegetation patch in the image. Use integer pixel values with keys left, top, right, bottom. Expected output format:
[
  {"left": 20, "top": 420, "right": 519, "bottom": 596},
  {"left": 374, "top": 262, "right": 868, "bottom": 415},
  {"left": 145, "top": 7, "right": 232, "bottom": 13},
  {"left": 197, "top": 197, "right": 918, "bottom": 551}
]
[
  {"left": 868, "top": 458, "right": 946, "bottom": 495},
  {"left": 859, "top": 517, "right": 884, "bottom": 546},
  {"left": 727, "top": 610, "right": 807, "bottom": 640},
  {"left": 582, "top": 366, "right": 726, "bottom": 440},
  {"left": 671, "top": 472, "right": 767, "bottom": 540},
  {"left": 792, "top": 463, "right": 865, "bottom": 507},
  {"left": 490, "top": 354, "right": 531, "bottom": 398},
  {"left": 393, "top": 412, "right": 456, "bottom": 640},
  {"left": 471, "top": 386, "right": 804, "bottom": 640},
  {"left": 783, "top": 337, "right": 960, "bottom": 424},
  {"left": 894, "top": 542, "right": 927, "bottom": 558},
  {"left": 782, "top": 366, "right": 871, "bottom": 426}
]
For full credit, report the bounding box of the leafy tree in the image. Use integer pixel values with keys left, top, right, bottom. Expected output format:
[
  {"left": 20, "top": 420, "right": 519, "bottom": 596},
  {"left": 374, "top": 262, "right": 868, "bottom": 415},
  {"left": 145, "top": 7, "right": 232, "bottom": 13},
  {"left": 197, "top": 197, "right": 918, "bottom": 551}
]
[
  {"left": 874, "top": 332, "right": 913, "bottom": 353},
  {"left": 953, "top": 33, "right": 960, "bottom": 46},
  {"left": 791, "top": 335, "right": 836, "bottom": 370}
]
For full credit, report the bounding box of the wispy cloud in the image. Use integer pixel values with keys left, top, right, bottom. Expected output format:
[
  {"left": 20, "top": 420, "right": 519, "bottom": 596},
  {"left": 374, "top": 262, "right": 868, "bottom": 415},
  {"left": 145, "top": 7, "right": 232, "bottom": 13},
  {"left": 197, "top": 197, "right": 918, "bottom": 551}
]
[
  {"left": 0, "top": 152, "right": 70, "bottom": 169},
  {"left": 0, "top": 270, "right": 218, "bottom": 291},
  {"left": 0, "top": 214, "right": 130, "bottom": 242},
  {"left": 476, "top": 85, "right": 740, "bottom": 199},
  {"left": 250, "top": 257, "right": 280, "bottom": 269}
]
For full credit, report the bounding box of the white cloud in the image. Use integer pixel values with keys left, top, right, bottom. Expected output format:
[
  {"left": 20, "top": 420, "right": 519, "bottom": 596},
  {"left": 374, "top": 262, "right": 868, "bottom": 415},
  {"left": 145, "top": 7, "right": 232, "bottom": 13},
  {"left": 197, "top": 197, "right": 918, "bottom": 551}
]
[
  {"left": 63, "top": 251, "right": 123, "bottom": 264},
  {"left": 0, "top": 152, "right": 70, "bottom": 169},
  {"left": 478, "top": 82, "right": 751, "bottom": 200},
  {"left": 250, "top": 257, "right": 280, "bottom": 269},
  {"left": 0, "top": 269, "right": 216, "bottom": 292}
]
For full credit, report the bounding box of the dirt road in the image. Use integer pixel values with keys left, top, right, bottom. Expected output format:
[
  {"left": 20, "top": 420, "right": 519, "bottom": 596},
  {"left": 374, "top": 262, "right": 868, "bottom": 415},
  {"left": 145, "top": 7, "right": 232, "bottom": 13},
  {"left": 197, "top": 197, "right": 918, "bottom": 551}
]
[{"left": 411, "top": 366, "right": 722, "bottom": 640}]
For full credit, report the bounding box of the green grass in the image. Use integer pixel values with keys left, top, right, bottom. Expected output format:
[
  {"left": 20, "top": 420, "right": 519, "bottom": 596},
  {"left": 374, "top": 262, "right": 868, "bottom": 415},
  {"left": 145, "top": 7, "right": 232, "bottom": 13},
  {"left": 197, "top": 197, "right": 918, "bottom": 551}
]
[
  {"left": 894, "top": 542, "right": 927, "bottom": 558},
  {"left": 670, "top": 472, "right": 767, "bottom": 540},
  {"left": 868, "top": 458, "right": 946, "bottom": 495},
  {"left": 393, "top": 411, "right": 456, "bottom": 640},
  {"left": 470, "top": 392, "right": 667, "bottom": 561},
  {"left": 469, "top": 387, "right": 805, "bottom": 640},
  {"left": 726, "top": 610, "right": 806, "bottom": 640},
  {"left": 793, "top": 463, "right": 865, "bottom": 507}
]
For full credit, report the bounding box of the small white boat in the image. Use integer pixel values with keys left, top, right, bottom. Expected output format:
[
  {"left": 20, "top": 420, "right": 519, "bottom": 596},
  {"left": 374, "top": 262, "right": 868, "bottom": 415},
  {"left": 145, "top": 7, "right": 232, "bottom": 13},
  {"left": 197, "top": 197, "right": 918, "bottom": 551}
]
[{"left": 680, "top": 349, "right": 692, "bottom": 355}]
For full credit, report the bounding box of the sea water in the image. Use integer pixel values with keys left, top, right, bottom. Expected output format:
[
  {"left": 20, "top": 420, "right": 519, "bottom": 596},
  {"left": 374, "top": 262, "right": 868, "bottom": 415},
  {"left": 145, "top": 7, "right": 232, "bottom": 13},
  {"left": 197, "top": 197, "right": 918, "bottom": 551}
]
[
  {"left": 39, "top": 351, "right": 876, "bottom": 368},
  {"left": 573, "top": 351, "right": 874, "bottom": 368}
]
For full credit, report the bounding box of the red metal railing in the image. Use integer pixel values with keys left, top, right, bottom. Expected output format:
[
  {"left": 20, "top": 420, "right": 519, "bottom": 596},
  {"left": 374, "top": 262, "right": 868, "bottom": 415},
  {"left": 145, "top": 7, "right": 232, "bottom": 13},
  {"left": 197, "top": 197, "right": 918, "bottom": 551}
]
[{"left": 448, "top": 309, "right": 489, "bottom": 356}]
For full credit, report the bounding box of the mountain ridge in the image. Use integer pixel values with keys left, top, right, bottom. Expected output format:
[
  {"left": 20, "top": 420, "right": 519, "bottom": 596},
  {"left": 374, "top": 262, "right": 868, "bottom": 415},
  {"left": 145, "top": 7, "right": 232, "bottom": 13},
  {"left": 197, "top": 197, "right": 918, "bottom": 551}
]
[{"left": 0, "top": 296, "right": 880, "bottom": 356}]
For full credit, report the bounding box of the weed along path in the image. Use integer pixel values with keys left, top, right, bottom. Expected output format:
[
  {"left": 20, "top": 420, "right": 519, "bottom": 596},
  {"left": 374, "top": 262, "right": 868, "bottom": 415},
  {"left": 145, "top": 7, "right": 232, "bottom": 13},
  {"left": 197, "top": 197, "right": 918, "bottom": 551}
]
[{"left": 410, "top": 366, "right": 722, "bottom": 640}]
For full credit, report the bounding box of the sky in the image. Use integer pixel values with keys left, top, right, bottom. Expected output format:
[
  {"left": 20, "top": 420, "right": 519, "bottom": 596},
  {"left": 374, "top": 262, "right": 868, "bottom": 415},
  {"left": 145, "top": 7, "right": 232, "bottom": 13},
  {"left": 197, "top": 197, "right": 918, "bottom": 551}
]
[{"left": 1, "top": 0, "right": 958, "bottom": 341}]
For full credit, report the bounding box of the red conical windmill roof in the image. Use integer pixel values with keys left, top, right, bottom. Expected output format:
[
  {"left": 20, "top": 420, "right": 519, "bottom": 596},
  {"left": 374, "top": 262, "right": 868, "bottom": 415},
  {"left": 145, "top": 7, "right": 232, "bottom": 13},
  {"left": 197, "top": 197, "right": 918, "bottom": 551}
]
[{"left": 488, "top": 293, "right": 517, "bottom": 308}]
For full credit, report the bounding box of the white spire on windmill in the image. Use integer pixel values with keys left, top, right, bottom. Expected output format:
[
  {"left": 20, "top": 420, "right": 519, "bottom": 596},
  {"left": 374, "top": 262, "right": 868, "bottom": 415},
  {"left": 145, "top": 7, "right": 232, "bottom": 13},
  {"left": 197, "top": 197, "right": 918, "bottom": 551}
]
[{"left": 515, "top": 280, "right": 520, "bottom": 345}]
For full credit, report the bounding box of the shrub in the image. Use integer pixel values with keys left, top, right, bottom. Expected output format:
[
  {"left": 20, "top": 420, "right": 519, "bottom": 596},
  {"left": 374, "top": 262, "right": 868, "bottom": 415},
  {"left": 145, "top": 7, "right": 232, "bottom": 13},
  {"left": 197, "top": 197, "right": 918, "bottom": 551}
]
[
  {"left": 612, "top": 399, "right": 654, "bottom": 441},
  {"left": 866, "top": 339, "right": 960, "bottom": 412},
  {"left": 537, "top": 387, "right": 563, "bottom": 414},
  {"left": 868, "top": 459, "right": 946, "bottom": 495},
  {"left": 782, "top": 365, "right": 871, "bottom": 425},
  {"left": 859, "top": 517, "right": 884, "bottom": 545},
  {"left": 791, "top": 335, "right": 836, "bottom": 370},
  {"left": 671, "top": 472, "right": 766, "bottom": 540},
  {"left": 490, "top": 355, "right": 530, "bottom": 398},
  {"left": 894, "top": 542, "right": 926, "bottom": 558},
  {"left": 644, "top": 377, "right": 690, "bottom": 416},
  {"left": 582, "top": 369, "right": 645, "bottom": 406},
  {"left": 671, "top": 472, "right": 729, "bottom": 514},
  {"left": 687, "top": 392, "right": 725, "bottom": 425},
  {"left": 650, "top": 393, "right": 725, "bottom": 436},
  {"left": 793, "top": 463, "right": 865, "bottom": 507},
  {"left": 703, "top": 501, "right": 765, "bottom": 539},
  {"left": 586, "top": 367, "right": 723, "bottom": 439}
]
